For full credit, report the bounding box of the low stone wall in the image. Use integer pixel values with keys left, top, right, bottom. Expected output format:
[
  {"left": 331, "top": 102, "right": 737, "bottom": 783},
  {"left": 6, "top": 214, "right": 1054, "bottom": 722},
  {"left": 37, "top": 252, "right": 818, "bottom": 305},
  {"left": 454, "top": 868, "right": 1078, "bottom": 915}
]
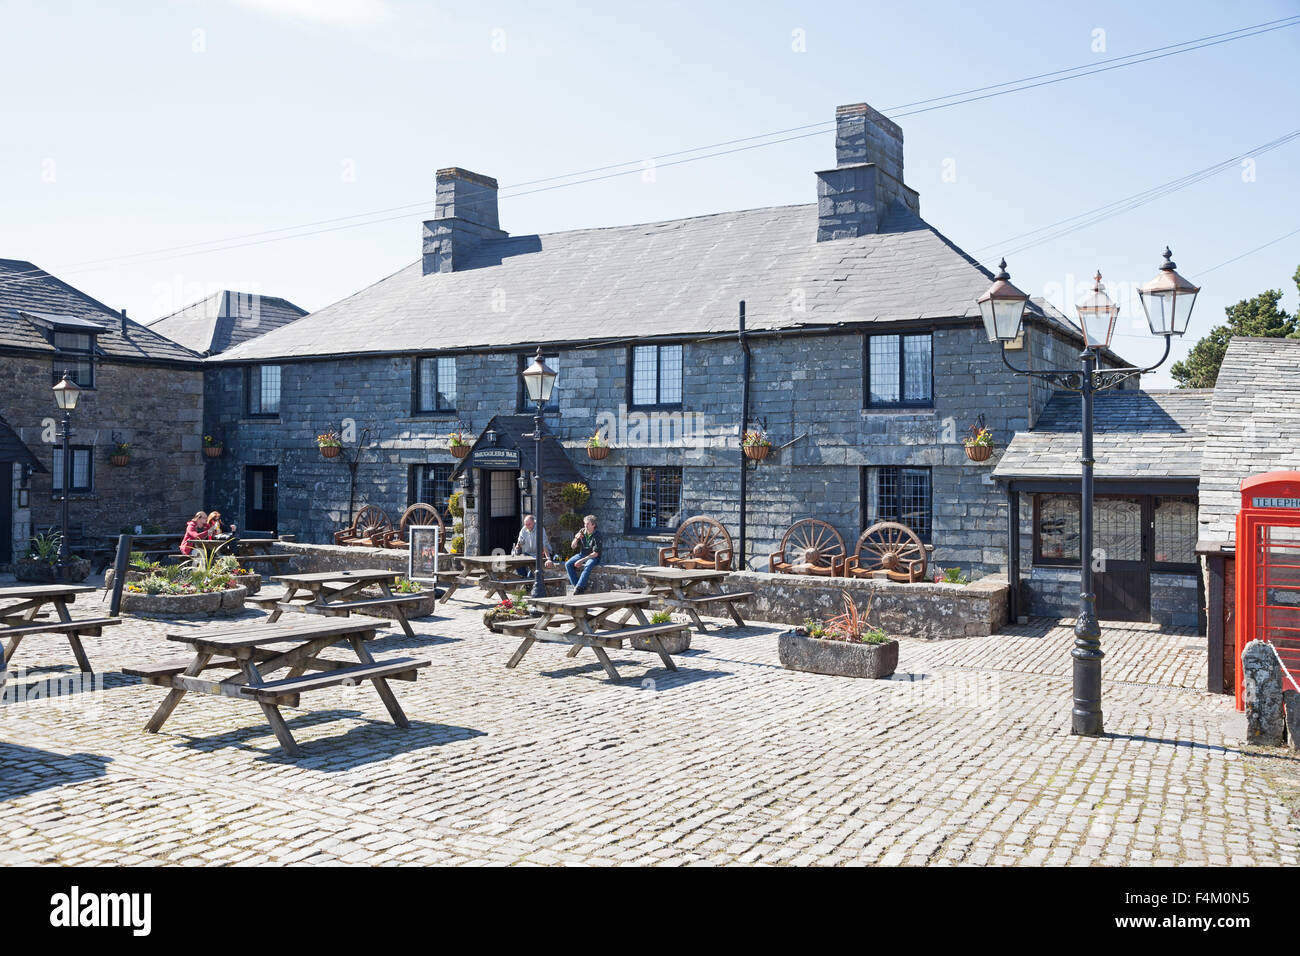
[
  {"left": 270, "top": 544, "right": 1010, "bottom": 640},
  {"left": 591, "top": 564, "right": 1009, "bottom": 640}
]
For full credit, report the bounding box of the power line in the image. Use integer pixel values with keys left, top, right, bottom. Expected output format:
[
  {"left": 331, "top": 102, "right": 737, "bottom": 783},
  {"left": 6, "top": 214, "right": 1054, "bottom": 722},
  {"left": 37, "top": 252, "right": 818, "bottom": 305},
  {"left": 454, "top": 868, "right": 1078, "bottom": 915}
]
[
  {"left": 1194, "top": 226, "right": 1300, "bottom": 278},
  {"left": 2, "top": 14, "right": 1297, "bottom": 291}
]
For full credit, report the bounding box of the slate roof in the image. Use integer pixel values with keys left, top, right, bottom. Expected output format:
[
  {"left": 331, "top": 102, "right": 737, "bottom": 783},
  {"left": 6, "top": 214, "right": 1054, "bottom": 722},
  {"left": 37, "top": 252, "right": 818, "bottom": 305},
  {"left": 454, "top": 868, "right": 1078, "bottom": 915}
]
[
  {"left": 993, "top": 389, "right": 1210, "bottom": 481},
  {"left": 1197, "top": 337, "right": 1300, "bottom": 546},
  {"left": 0, "top": 413, "right": 44, "bottom": 471},
  {"left": 449, "top": 415, "right": 586, "bottom": 485},
  {"left": 215, "top": 202, "right": 1090, "bottom": 363},
  {"left": 147, "top": 291, "right": 308, "bottom": 355},
  {"left": 0, "top": 259, "right": 200, "bottom": 363}
]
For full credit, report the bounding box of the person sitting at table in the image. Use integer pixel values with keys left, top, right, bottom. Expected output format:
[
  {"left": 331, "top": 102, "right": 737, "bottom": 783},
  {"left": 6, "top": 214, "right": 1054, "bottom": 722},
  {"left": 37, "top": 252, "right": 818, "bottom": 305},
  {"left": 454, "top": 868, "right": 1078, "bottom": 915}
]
[
  {"left": 511, "top": 514, "right": 555, "bottom": 576},
  {"left": 206, "top": 510, "right": 228, "bottom": 538},
  {"left": 565, "top": 515, "right": 602, "bottom": 595},
  {"left": 179, "top": 511, "right": 213, "bottom": 556}
]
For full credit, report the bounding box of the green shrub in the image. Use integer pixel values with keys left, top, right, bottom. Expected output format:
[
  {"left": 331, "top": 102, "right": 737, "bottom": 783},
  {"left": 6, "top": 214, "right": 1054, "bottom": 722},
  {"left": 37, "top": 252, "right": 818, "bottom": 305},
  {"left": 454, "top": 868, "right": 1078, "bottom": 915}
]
[
  {"left": 557, "top": 511, "right": 582, "bottom": 532},
  {"left": 448, "top": 492, "right": 464, "bottom": 518},
  {"left": 650, "top": 610, "right": 673, "bottom": 625},
  {"left": 394, "top": 578, "right": 423, "bottom": 594},
  {"left": 449, "top": 535, "right": 465, "bottom": 554},
  {"left": 559, "top": 482, "right": 590, "bottom": 509}
]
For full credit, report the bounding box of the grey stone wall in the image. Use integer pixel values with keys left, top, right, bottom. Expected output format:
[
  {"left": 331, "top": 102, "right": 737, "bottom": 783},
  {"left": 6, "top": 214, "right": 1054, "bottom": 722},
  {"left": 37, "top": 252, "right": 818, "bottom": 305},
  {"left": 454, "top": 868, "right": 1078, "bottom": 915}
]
[
  {"left": 1, "top": 355, "right": 204, "bottom": 548},
  {"left": 205, "top": 319, "right": 1093, "bottom": 581}
]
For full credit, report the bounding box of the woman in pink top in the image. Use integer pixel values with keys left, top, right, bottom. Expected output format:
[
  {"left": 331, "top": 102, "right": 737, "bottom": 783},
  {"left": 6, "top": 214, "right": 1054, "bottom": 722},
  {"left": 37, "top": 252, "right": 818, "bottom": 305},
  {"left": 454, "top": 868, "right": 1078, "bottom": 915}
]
[{"left": 179, "top": 511, "right": 213, "bottom": 556}]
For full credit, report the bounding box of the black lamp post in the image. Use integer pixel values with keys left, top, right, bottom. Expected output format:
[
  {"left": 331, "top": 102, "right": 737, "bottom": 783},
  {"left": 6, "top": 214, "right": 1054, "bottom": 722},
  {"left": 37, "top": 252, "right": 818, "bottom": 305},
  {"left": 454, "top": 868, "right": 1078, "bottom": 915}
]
[
  {"left": 978, "top": 251, "right": 1199, "bottom": 736},
  {"left": 52, "top": 370, "right": 82, "bottom": 583},
  {"left": 520, "top": 348, "right": 558, "bottom": 598}
]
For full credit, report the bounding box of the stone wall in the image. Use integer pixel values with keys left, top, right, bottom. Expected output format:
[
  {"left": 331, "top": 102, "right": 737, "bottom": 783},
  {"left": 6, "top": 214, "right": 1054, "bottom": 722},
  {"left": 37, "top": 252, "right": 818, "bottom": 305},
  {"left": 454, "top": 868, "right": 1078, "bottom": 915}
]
[
  {"left": 271, "top": 542, "right": 1009, "bottom": 640},
  {"left": 205, "top": 319, "right": 1095, "bottom": 581},
  {"left": 1020, "top": 564, "right": 1200, "bottom": 628},
  {"left": 1, "top": 355, "right": 204, "bottom": 550}
]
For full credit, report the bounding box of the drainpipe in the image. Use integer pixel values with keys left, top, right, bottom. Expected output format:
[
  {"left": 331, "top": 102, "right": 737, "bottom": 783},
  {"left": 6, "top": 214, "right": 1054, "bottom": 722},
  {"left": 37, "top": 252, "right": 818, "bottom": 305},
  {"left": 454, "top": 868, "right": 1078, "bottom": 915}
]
[{"left": 738, "top": 301, "right": 750, "bottom": 570}]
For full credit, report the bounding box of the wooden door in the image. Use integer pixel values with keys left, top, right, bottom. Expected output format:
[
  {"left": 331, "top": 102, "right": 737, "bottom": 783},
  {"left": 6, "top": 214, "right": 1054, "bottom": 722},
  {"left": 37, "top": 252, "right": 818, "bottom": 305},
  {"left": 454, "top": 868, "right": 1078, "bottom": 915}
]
[
  {"left": 244, "top": 466, "right": 278, "bottom": 533},
  {"left": 479, "top": 469, "right": 519, "bottom": 555},
  {"left": 1094, "top": 495, "right": 1151, "bottom": 622}
]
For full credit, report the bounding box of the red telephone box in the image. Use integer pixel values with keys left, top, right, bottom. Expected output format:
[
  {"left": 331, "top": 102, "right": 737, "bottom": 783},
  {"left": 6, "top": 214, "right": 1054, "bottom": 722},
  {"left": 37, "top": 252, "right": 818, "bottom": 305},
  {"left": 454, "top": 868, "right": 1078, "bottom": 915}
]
[{"left": 1235, "top": 471, "right": 1300, "bottom": 709}]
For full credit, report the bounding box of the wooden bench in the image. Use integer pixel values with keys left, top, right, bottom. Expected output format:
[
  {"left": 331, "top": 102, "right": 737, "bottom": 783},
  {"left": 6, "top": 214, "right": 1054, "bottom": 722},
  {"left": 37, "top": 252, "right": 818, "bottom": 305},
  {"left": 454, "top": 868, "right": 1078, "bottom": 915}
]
[
  {"left": 495, "top": 615, "right": 575, "bottom": 635},
  {"left": 236, "top": 657, "right": 429, "bottom": 705},
  {"left": 246, "top": 588, "right": 313, "bottom": 612},
  {"left": 293, "top": 596, "right": 423, "bottom": 614},
  {"left": 678, "top": 590, "right": 753, "bottom": 628},
  {"left": 3, "top": 617, "right": 122, "bottom": 673}
]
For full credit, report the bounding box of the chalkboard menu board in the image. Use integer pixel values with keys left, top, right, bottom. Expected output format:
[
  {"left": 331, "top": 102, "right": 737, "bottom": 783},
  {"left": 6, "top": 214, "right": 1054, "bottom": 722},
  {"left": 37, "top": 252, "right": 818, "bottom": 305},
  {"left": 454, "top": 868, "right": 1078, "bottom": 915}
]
[{"left": 408, "top": 526, "right": 442, "bottom": 581}]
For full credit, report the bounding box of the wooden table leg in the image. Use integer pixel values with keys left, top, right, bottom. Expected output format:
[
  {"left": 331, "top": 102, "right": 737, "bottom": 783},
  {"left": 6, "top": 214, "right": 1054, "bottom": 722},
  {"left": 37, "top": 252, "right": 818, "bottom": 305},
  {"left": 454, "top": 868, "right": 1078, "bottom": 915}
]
[
  {"left": 145, "top": 652, "right": 212, "bottom": 733},
  {"left": 349, "top": 635, "right": 409, "bottom": 727},
  {"left": 267, "top": 583, "right": 297, "bottom": 623},
  {"left": 647, "top": 635, "right": 678, "bottom": 672},
  {"left": 576, "top": 619, "right": 620, "bottom": 681},
  {"left": 678, "top": 584, "right": 708, "bottom": 634},
  {"left": 2, "top": 635, "right": 22, "bottom": 667},
  {"left": 725, "top": 602, "right": 747, "bottom": 627},
  {"left": 240, "top": 659, "right": 299, "bottom": 755},
  {"left": 506, "top": 636, "right": 535, "bottom": 669},
  {"left": 54, "top": 599, "right": 93, "bottom": 673},
  {"left": 378, "top": 582, "right": 417, "bottom": 640}
]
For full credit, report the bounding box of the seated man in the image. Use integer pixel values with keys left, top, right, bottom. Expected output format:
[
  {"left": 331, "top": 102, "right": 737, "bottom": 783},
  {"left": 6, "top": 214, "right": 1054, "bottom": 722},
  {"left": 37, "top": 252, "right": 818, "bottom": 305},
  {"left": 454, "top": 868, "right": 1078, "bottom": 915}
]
[
  {"left": 511, "top": 514, "right": 555, "bottom": 577},
  {"left": 565, "top": 515, "right": 602, "bottom": 595}
]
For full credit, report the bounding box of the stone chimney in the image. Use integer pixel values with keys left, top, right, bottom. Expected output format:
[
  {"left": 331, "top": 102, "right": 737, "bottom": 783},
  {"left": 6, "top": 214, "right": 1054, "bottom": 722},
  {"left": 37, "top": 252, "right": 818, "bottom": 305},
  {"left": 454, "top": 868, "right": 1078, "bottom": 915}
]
[
  {"left": 422, "top": 167, "right": 507, "bottom": 274},
  {"left": 816, "top": 103, "right": 919, "bottom": 241}
]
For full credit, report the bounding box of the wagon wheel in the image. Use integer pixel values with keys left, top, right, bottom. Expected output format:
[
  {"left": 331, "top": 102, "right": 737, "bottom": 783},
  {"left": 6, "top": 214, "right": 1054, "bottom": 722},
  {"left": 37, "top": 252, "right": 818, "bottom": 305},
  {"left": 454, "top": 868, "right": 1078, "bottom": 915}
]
[
  {"left": 675, "top": 515, "right": 732, "bottom": 566},
  {"left": 854, "top": 521, "right": 928, "bottom": 582},
  {"left": 779, "top": 519, "right": 845, "bottom": 571},
  {"left": 400, "top": 503, "right": 445, "bottom": 547},
  {"left": 353, "top": 505, "right": 392, "bottom": 542}
]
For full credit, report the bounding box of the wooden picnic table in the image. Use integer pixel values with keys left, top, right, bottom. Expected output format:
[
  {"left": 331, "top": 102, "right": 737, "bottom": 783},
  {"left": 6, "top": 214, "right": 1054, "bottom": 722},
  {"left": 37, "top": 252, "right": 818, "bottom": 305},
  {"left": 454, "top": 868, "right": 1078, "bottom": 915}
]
[
  {"left": 266, "top": 569, "right": 421, "bottom": 640},
  {"left": 0, "top": 583, "right": 121, "bottom": 673},
  {"left": 438, "top": 553, "right": 564, "bottom": 603},
  {"left": 124, "top": 617, "right": 430, "bottom": 756},
  {"left": 635, "top": 566, "right": 753, "bottom": 633},
  {"left": 501, "top": 590, "right": 689, "bottom": 682}
]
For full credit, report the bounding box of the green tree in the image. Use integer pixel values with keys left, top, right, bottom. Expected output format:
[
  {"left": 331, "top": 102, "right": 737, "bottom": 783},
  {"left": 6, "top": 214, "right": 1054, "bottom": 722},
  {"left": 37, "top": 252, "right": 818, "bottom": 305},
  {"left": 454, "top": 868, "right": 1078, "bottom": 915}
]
[{"left": 1170, "top": 265, "right": 1299, "bottom": 389}]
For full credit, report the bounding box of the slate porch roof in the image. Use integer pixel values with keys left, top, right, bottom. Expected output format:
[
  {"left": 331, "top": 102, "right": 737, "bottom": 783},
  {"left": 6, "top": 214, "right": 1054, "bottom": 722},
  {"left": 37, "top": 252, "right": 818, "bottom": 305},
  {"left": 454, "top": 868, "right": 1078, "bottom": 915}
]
[
  {"left": 0, "top": 259, "right": 200, "bottom": 363},
  {"left": 147, "top": 291, "right": 308, "bottom": 355},
  {"left": 448, "top": 415, "right": 586, "bottom": 486},
  {"left": 214, "top": 202, "right": 1106, "bottom": 363},
  {"left": 1197, "top": 337, "right": 1300, "bottom": 546},
  {"left": 0, "top": 413, "right": 45, "bottom": 471},
  {"left": 993, "top": 389, "right": 1211, "bottom": 482}
]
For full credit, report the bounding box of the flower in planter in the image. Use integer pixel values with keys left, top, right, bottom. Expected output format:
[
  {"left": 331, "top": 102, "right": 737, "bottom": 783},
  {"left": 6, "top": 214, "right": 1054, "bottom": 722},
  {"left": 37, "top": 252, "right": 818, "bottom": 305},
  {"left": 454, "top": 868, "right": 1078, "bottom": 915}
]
[
  {"left": 587, "top": 430, "right": 606, "bottom": 449},
  {"left": 316, "top": 429, "right": 343, "bottom": 448},
  {"left": 448, "top": 428, "right": 470, "bottom": 448},
  {"left": 203, "top": 434, "right": 222, "bottom": 447},
  {"left": 394, "top": 578, "right": 423, "bottom": 594},
  {"left": 963, "top": 425, "right": 994, "bottom": 448},
  {"left": 801, "top": 591, "right": 890, "bottom": 645},
  {"left": 934, "top": 567, "right": 968, "bottom": 585},
  {"left": 741, "top": 428, "right": 772, "bottom": 449},
  {"left": 111, "top": 441, "right": 131, "bottom": 458}
]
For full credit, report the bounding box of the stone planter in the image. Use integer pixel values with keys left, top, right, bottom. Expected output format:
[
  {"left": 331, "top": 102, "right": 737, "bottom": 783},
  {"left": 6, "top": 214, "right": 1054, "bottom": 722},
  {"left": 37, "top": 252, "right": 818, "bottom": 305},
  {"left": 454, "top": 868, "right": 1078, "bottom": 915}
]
[
  {"left": 15, "top": 557, "right": 91, "bottom": 584},
  {"left": 231, "top": 572, "right": 262, "bottom": 595},
  {"left": 778, "top": 630, "right": 899, "bottom": 679},
  {"left": 351, "top": 591, "right": 438, "bottom": 620},
  {"left": 106, "top": 569, "right": 260, "bottom": 594},
  {"left": 483, "top": 610, "right": 530, "bottom": 633},
  {"left": 631, "top": 627, "right": 691, "bottom": 655},
  {"left": 121, "top": 585, "right": 248, "bottom": 618}
]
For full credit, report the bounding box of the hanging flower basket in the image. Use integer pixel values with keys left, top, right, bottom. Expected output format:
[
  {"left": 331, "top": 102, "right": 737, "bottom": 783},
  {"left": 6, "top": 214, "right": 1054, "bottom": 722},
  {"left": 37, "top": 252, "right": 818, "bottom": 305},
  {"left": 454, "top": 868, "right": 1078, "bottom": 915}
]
[
  {"left": 964, "top": 443, "right": 993, "bottom": 462},
  {"left": 743, "top": 444, "right": 771, "bottom": 461},
  {"left": 450, "top": 444, "right": 470, "bottom": 459},
  {"left": 319, "top": 445, "right": 341, "bottom": 459},
  {"left": 109, "top": 454, "right": 129, "bottom": 467},
  {"left": 587, "top": 445, "right": 610, "bottom": 460},
  {"left": 203, "top": 445, "right": 223, "bottom": 458}
]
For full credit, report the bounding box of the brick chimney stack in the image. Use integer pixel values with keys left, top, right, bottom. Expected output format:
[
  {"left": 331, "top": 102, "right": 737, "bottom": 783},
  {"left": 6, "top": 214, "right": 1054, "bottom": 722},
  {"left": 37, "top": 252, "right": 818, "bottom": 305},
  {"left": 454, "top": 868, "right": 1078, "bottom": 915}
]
[
  {"left": 816, "top": 102, "right": 919, "bottom": 241},
  {"left": 422, "top": 167, "right": 508, "bottom": 274}
]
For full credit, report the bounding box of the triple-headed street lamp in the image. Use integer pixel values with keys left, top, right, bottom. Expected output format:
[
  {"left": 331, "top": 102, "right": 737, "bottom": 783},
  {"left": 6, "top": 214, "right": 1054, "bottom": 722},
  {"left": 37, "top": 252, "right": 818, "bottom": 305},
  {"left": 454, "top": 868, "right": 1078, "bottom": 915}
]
[
  {"left": 978, "top": 248, "right": 1200, "bottom": 737},
  {"left": 520, "top": 348, "right": 558, "bottom": 599},
  {"left": 51, "top": 370, "right": 82, "bottom": 583}
]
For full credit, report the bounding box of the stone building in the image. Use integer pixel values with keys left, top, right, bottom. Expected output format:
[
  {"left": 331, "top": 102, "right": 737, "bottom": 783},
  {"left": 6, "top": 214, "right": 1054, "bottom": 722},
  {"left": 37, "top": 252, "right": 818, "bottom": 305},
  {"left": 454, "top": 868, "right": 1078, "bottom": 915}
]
[
  {"left": 148, "top": 290, "right": 308, "bottom": 356},
  {"left": 995, "top": 389, "right": 1208, "bottom": 629},
  {"left": 204, "top": 101, "right": 1136, "bottom": 578},
  {"left": 0, "top": 258, "right": 205, "bottom": 564}
]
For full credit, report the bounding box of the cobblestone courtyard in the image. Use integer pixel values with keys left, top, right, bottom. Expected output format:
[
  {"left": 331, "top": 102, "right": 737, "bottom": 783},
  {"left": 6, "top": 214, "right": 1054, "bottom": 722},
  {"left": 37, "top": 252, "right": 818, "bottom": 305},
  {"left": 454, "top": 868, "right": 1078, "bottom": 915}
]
[{"left": 2, "top": 585, "right": 1298, "bottom": 866}]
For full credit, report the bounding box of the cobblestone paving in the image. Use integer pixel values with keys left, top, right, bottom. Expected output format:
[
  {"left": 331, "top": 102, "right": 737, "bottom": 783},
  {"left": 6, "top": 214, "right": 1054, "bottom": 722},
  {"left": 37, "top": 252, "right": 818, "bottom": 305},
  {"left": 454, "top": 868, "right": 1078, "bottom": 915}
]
[{"left": 1, "top": 586, "right": 1297, "bottom": 866}]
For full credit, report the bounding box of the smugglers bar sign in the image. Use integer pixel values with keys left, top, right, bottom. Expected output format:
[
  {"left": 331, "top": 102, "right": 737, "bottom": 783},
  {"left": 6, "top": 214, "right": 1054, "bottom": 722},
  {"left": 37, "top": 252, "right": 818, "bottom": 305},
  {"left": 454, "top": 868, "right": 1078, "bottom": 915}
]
[{"left": 471, "top": 447, "right": 521, "bottom": 468}]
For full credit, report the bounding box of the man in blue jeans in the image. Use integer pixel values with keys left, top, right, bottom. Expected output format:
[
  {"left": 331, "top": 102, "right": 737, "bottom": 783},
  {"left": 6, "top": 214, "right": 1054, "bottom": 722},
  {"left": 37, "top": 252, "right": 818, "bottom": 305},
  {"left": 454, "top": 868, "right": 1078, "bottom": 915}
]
[{"left": 565, "top": 514, "right": 602, "bottom": 595}]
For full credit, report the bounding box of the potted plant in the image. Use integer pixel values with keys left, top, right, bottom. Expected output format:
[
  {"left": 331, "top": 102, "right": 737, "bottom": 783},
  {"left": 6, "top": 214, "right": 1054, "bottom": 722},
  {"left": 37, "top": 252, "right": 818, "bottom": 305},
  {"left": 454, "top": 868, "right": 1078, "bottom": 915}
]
[
  {"left": 203, "top": 434, "right": 223, "bottom": 458},
  {"left": 15, "top": 531, "right": 91, "bottom": 583},
  {"left": 963, "top": 424, "right": 994, "bottom": 462},
  {"left": 742, "top": 428, "right": 772, "bottom": 461},
  {"left": 109, "top": 440, "right": 130, "bottom": 467},
  {"left": 587, "top": 429, "right": 610, "bottom": 460},
  {"left": 316, "top": 428, "right": 343, "bottom": 458},
  {"left": 448, "top": 428, "right": 471, "bottom": 459},
  {"left": 483, "top": 592, "right": 532, "bottom": 632},
  {"left": 778, "top": 591, "right": 898, "bottom": 679}
]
